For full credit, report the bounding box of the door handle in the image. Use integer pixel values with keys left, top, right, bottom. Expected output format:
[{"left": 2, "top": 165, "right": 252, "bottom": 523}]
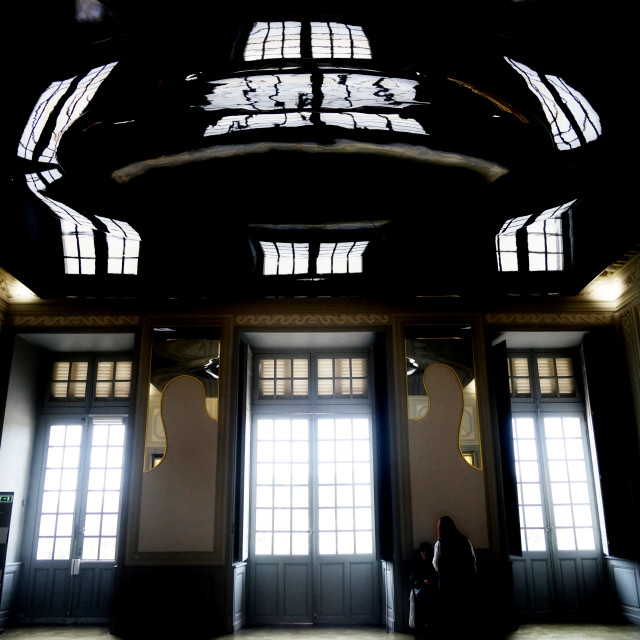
[{"left": 71, "top": 558, "right": 82, "bottom": 576}]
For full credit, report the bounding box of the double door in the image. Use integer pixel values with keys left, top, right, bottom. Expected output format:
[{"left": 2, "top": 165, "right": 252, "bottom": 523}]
[
  {"left": 511, "top": 411, "right": 606, "bottom": 618},
  {"left": 248, "top": 412, "right": 379, "bottom": 625},
  {"left": 23, "top": 416, "right": 125, "bottom": 622}
]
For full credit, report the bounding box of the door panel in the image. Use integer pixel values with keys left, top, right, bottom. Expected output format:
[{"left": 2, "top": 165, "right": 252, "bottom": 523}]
[
  {"left": 511, "top": 410, "right": 605, "bottom": 618},
  {"left": 24, "top": 417, "right": 124, "bottom": 622},
  {"left": 249, "top": 412, "right": 378, "bottom": 625}
]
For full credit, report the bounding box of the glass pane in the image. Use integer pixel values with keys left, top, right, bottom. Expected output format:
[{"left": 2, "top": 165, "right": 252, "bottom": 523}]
[
  {"left": 291, "top": 532, "right": 309, "bottom": 555},
  {"left": 255, "top": 532, "right": 272, "bottom": 555},
  {"left": 337, "top": 532, "right": 354, "bottom": 554},
  {"left": 36, "top": 538, "right": 55, "bottom": 560},
  {"left": 525, "top": 529, "right": 546, "bottom": 551},
  {"left": 319, "top": 532, "right": 336, "bottom": 555},
  {"left": 575, "top": 528, "right": 596, "bottom": 551},
  {"left": 83, "top": 538, "right": 100, "bottom": 560},
  {"left": 556, "top": 528, "right": 576, "bottom": 551},
  {"left": 39, "top": 515, "right": 57, "bottom": 537}
]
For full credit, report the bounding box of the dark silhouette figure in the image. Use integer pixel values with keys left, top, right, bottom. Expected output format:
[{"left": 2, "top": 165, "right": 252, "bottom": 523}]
[
  {"left": 432, "top": 516, "right": 477, "bottom": 637},
  {"left": 410, "top": 542, "right": 438, "bottom": 639}
]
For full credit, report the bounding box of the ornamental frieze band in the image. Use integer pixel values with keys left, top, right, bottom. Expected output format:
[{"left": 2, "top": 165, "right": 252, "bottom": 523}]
[
  {"left": 8, "top": 315, "right": 141, "bottom": 327},
  {"left": 236, "top": 314, "right": 391, "bottom": 326},
  {"left": 484, "top": 312, "right": 613, "bottom": 325}
]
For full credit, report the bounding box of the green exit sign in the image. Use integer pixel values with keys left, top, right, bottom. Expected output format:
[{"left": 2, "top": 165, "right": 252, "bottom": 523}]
[{"left": 0, "top": 495, "right": 13, "bottom": 502}]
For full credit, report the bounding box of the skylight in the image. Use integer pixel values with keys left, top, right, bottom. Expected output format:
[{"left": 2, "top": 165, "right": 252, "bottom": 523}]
[
  {"left": 310, "top": 22, "right": 372, "bottom": 59},
  {"left": 244, "top": 21, "right": 302, "bottom": 61},
  {"left": 61, "top": 220, "right": 96, "bottom": 275},
  {"left": 243, "top": 21, "right": 372, "bottom": 61},
  {"left": 204, "top": 111, "right": 425, "bottom": 137},
  {"left": 203, "top": 74, "right": 421, "bottom": 113},
  {"left": 317, "top": 242, "right": 369, "bottom": 274},
  {"left": 496, "top": 200, "right": 575, "bottom": 272},
  {"left": 259, "top": 241, "right": 370, "bottom": 277},
  {"left": 505, "top": 58, "right": 601, "bottom": 151},
  {"left": 96, "top": 217, "right": 141, "bottom": 275},
  {"left": 17, "top": 63, "right": 117, "bottom": 164},
  {"left": 260, "top": 242, "right": 310, "bottom": 275}
]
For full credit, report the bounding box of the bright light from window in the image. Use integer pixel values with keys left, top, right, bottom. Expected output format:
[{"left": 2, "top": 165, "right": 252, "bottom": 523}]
[
  {"left": 311, "top": 22, "right": 372, "bottom": 59},
  {"left": 260, "top": 242, "right": 309, "bottom": 275},
  {"left": 96, "top": 217, "right": 141, "bottom": 275},
  {"left": 317, "top": 242, "right": 369, "bottom": 274},
  {"left": 244, "top": 21, "right": 302, "bottom": 61},
  {"left": 496, "top": 201, "right": 575, "bottom": 273},
  {"left": 505, "top": 58, "right": 601, "bottom": 151}
]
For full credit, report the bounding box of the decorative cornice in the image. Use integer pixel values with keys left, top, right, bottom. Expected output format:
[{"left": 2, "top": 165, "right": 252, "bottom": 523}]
[
  {"left": 0, "top": 267, "right": 40, "bottom": 305},
  {"left": 484, "top": 312, "right": 614, "bottom": 325},
  {"left": 8, "top": 315, "right": 141, "bottom": 328},
  {"left": 236, "top": 313, "right": 391, "bottom": 326}
]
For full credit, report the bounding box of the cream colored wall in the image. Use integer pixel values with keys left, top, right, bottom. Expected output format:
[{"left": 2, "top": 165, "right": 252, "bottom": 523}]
[
  {"left": 138, "top": 375, "right": 218, "bottom": 552},
  {"left": 407, "top": 363, "right": 488, "bottom": 550}
]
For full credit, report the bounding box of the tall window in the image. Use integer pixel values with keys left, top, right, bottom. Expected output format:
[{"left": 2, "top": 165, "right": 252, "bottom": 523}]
[
  {"left": 508, "top": 351, "right": 602, "bottom": 553},
  {"left": 36, "top": 356, "right": 132, "bottom": 562},
  {"left": 252, "top": 352, "right": 374, "bottom": 557}
]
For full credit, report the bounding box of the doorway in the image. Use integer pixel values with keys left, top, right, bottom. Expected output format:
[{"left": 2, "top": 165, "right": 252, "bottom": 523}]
[
  {"left": 507, "top": 351, "right": 607, "bottom": 618},
  {"left": 17, "top": 348, "right": 133, "bottom": 624},
  {"left": 243, "top": 338, "right": 381, "bottom": 625},
  {"left": 23, "top": 415, "right": 126, "bottom": 621}
]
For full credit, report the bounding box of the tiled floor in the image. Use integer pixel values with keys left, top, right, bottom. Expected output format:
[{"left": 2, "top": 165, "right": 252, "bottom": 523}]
[{"left": 1, "top": 625, "right": 640, "bottom": 639}]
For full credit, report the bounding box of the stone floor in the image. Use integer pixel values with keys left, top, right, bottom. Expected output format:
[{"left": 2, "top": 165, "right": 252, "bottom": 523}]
[{"left": 1, "top": 625, "right": 640, "bottom": 639}]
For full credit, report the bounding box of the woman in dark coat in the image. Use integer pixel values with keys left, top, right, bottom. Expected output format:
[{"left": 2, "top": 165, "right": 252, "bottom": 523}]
[{"left": 432, "top": 516, "right": 476, "bottom": 636}]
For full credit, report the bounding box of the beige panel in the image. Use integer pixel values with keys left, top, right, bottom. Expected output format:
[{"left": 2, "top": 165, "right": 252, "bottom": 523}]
[
  {"left": 138, "top": 376, "right": 218, "bottom": 552},
  {"left": 408, "top": 364, "right": 488, "bottom": 548}
]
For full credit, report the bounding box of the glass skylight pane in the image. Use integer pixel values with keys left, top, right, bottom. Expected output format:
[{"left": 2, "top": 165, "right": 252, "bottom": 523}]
[
  {"left": 311, "top": 22, "right": 372, "bottom": 59},
  {"left": 244, "top": 21, "right": 301, "bottom": 61},
  {"left": 39, "top": 63, "right": 118, "bottom": 164},
  {"left": 18, "top": 78, "right": 75, "bottom": 161}
]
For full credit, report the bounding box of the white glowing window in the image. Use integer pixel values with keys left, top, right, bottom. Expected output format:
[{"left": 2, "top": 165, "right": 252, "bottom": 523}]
[
  {"left": 81, "top": 418, "right": 125, "bottom": 561},
  {"left": 311, "top": 22, "right": 372, "bottom": 59},
  {"left": 38, "top": 62, "right": 118, "bottom": 164},
  {"left": 512, "top": 417, "right": 547, "bottom": 551},
  {"left": 26, "top": 171, "right": 96, "bottom": 228},
  {"left": 317, "top": 242, "right": 369, "bottom": 274},
  {"left": 96, "top": 216, "right": 141, "bottom": 275},
  {"left": 244, "top": 21, "right": 302, "bottom": 61},
  {"left": 203, "top": 74, "right": 422, "bottom": 113},
  {"left": 36, "top": 418, "right": 125, "bottom": 563},
  {"left": 18, "top": 78, "right": 75, "bottom": 161},
  {"left": 36, "top": 424, "right": 83, "bottom": 560},
  {"left": 496, "top": 201, "right": 574, "bottom": 273},
  {"left": 316, "top": 417, "right": 374, "bottom": 555},
  {"left": 322, "top": 112, "right": 426, "bottom": 135},
  {"left": 260, "top": 242, "right": 309, "bottom": 275},
  {"left": 505, "top": 58, "right": 601, "bottom": 151},
  {"left": 61, "top": 221, "right": 96, "bottom": 275},
  {"left": 205, "top": 112, "right": 314, "bottom": 136}
]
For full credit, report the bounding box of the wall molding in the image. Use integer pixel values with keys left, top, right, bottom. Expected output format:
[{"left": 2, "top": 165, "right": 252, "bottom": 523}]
[
  {"left": 235, "top": 313, "right": 391, "bottom": 326},
  {"left": 7, "top": 315, "right": 141, "bottom": 328},
  {"left": 484, "top": 312, "right": 614, "bottom": 325}
]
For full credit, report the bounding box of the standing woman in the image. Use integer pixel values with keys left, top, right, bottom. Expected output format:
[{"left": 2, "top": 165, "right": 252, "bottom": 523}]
[{"left": 432, "top": 516, "right": 476, "bottom": 635}]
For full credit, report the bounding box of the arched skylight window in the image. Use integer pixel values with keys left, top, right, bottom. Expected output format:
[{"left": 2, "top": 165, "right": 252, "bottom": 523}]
[
  {"left": 243, "top": 21, "right": 372, "bottom": 61},
  {"left": 244, "top": 21, "right": 302, "bottom": 61},
  {"left": 96, "top": 217, "right": 141, "bottom": 275},
  {"left": 496, "top": 200, "right": 575, "bottom": 272},
  {"left": 310, "top": 22, "right": 372, "bottom": 59},
  {"left": 505, "top": 58, "right": 601, "bottom": 151}
]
